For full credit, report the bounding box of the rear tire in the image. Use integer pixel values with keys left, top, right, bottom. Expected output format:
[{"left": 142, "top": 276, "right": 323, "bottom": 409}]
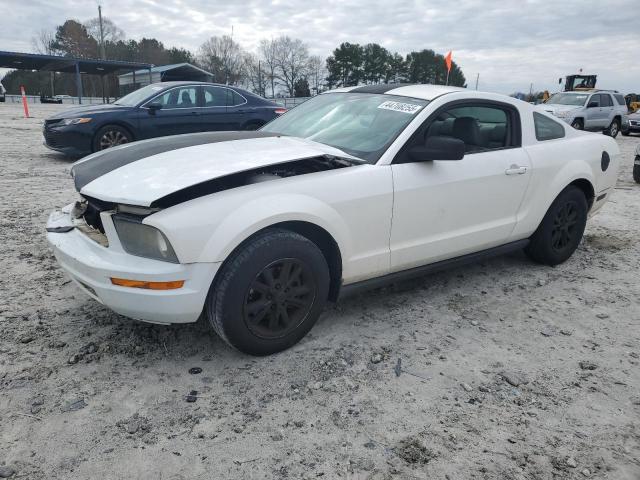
[
  {"left": 205, "top": 229, "right": 330, "bottom": 355},
  {"left": 571, "top": 119, "right": 584, "bottom": 130},
  {"left": 525, "top": 186, "right": 588, "bottom": 266},
  {"left": 243, "top": 120, "right": 264, "bottom": 131},
  {"left": 605, "top": 118, "right": 620, "bottom": 138},
  {"left": 633, "top": 159, "right": 640, "bottom": 184}
]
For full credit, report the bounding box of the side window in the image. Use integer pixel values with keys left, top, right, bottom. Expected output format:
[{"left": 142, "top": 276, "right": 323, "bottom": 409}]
[
  {"left": 614, "top": 94, "right": 626, "bottom": 106},
  {"left": 588, "top": 95, "right": 600, "bottom": 108},
  {"left": 202, "top": 86, "right": 227, "bottom": 107},
  {"left": 600, "top": 94, "right": 613, "bottom": 107},
  {"left": 425, "top": 104, "right": 511, "bottom": 153},
  {"left": 226, "top": 89, "right": 246, "bottom": 106},
  {"left": 154, "top": 86, "right": 197, "bottom": 109},
  {"left": 533, "top": 112, "right": 565, "bottom": 141}
]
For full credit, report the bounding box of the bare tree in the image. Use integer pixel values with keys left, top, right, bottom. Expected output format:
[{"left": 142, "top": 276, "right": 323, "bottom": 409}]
[
  {"left": 32, "top": 29, "right": 56, "bottom": 55},
  {"left": 243, "top": 53, "right": 268, "bottom": 96},
  {"left": 273, "top": 36, "right": 309, "bottom": 97},
  {"left": 306, "top": 55, "right": 325, "bottom": 95},
  {"left": 198, "top": 35, "right": 246, "bottom": 85},
  {"left": 31, "top": 29, "right": 57, "bottom": 96},
  {"left": 258, "top": 39, "right": 278, "bottom": 98},
  {"left": 84, "top": 17, "right": 125, "bottom": 45}
]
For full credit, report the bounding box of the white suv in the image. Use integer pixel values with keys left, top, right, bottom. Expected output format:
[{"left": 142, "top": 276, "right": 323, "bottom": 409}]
[{"left": 542, "top": 91, "right": 628, "bottom": 137}]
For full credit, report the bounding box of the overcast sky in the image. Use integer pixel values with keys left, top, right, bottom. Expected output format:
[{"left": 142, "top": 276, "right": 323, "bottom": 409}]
[{"left": 1, "top": 0, "right": 639, "bottom": 94}]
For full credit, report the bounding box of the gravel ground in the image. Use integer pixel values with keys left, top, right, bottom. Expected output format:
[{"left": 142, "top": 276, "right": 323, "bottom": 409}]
[{"left": 0, "top": 103, "right": 639, "bottom": 480}]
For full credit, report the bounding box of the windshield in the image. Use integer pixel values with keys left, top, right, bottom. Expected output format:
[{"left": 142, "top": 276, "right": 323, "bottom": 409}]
[
  {"left": 114, "top": 84, "right": 166, "bottom": 106},
  {"left": 547, "top": 93, "right": 588, "bottom": 106},
  {"left": 261, "top": 92, "right": 429, "bottom": 162}
]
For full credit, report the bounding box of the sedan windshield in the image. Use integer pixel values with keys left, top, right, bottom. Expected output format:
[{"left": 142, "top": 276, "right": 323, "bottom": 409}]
[
  {"left": 261, "top": 93, "right": 429, "bottom": 162},
  {"left": 546, "top": 93, "right": 588, "bottom": 106},
  {"left": 114, "top": 84, "right": 166, "bottom": 107}
]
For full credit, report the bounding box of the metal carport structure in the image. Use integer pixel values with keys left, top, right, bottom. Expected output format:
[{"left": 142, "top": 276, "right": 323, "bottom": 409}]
[{"left": 0, "top": 51, "right": 153, "bottom": 104}]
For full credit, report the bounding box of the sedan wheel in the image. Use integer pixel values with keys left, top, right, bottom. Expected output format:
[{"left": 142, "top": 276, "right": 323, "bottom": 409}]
[
  {"left": 100, "top": 130, "right": 128, "bottom": 149},
  {"left": 93, "top": 125, "right": 132, "bottom": 151}
]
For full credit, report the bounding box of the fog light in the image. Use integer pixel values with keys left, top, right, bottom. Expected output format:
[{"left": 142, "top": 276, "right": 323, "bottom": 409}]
[{"left": 111, "top": 278, "right": 185, "bottom": 290}]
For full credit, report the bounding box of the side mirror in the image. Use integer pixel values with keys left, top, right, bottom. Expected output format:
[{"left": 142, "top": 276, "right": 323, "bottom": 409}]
[
  {"left": 409, "top": 135, "right": 465, "bottom": 162},
  {"left": 587, "top": 101, "right": 598, "bottom": 108},
  {"left": 147, "top": 102, "right": 162, "bottom": 114}
]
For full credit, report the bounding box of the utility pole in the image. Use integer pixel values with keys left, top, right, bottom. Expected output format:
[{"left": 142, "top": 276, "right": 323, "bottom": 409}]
[
  {"left": 475, "top": 73, "right": 479, "bottom": 90},
  {"left": 98, "top": 5, "right": 107, "bottom": 103},
  {"left": 98, "top": 5, "right": 106, "bottom": 59}
]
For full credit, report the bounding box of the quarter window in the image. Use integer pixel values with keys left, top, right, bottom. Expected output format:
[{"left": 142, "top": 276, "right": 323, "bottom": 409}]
[
  {"left": 613, "top": 94, "right": 626, "bottom": 106},
  {"left": 202, "top": 86, "right": 227, "bottom": 107},
  {"left": 226, "top": 89, "right": 246, "bottom": 106},
  {"left": 533, "top": 112, "right": 565, "bottom": 141}
]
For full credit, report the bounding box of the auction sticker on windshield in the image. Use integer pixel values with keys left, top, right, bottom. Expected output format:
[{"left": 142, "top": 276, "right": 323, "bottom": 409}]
[{"left": 377, "top": 101, "right": 422, "bottom": 114}]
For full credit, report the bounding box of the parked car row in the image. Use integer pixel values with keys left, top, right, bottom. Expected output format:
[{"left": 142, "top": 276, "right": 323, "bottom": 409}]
[
  {"left": 46, "top": 85, "right": 620, "bottom": 355},
  {"left": 43, "top": 82, "right": 286, "bottom": 157}
]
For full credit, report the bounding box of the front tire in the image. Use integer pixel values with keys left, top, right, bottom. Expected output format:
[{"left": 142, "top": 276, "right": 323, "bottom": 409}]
[
  {"left": 205, "top": 229, "right": 330, "bottom": 355},
  {"left": 525, "top": 186, "right": 588, "bottom": 266},
  {"left": 605, "top": 118, "right": 620, "bottom": 138},
  {"left": 93, "top": 125, "right": 132, "bottom": 151},
  {"left": 633, "top": 158, "right": 640, "bottom": 184},
  {"left": 571, "top": 119, "right": 583, "bottom": 130}
]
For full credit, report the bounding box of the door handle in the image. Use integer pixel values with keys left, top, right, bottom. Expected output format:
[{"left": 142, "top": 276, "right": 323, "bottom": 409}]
[{"left": 505, "top": 165, "right": 528, "bottom": 175}]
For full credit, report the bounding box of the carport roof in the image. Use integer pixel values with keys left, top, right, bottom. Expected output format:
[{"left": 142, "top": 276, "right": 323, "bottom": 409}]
[{"left": 0, "top": 51, "right": 153, "bottom": 75}]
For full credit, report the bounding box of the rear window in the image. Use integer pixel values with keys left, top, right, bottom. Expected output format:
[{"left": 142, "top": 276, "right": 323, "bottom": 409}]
[
  {"left": 534, "top": 112, "right": 565, "bottom": 141},
  {"left": 614, "top": 94, "right": 626, "bottom": 106}
]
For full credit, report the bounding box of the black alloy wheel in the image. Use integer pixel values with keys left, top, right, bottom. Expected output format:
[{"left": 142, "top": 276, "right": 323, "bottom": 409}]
[
  {"left": 243, "top": 258, "right": 316, "bottom": 339},
  {"left": 550, "top": 202, "right": 579, "bottom": 252}
]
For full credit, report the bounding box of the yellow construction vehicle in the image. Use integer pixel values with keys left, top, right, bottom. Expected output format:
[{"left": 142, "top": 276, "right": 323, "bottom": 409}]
[
  {"left": 562, "top": 74, "right": 597, "bottom": 92},
  {"left": 625, "top": 93, "right": 640, "bottom": 113}
]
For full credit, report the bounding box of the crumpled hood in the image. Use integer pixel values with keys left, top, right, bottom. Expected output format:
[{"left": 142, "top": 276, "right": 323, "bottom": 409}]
[{"left": 73, "top": 131, "right": 359, "bottom": 207}]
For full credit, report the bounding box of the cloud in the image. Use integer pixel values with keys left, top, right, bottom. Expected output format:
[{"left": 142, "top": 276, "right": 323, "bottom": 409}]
[{"left": 1, "top": 0, "right": 639, "bottom": 93}]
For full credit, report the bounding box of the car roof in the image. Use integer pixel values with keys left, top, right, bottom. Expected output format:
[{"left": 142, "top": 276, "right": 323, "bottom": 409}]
[
  {"left": 153, "top": 81, "right": 234, "bottom": 88},
  {"left": 324, "top": 83, "right": 466, "bottom": 101}
]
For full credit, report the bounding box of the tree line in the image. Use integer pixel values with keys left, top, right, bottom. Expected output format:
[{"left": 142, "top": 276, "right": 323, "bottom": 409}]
[{"left": 0, "top": 17, "right": 466, "bottom": 99}]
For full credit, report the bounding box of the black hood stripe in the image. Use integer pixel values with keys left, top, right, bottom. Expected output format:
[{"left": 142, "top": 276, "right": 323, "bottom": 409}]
[{"left": 71, "top": 131, "right": 279, "bottom": 191}]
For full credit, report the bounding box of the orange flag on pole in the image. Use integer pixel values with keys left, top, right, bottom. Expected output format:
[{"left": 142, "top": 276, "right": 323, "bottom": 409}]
[{"left": 445, "top": 51, "right": 453, "bottom": 73}]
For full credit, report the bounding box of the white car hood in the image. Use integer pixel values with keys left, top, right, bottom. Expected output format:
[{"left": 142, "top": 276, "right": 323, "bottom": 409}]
[{"left": 75, "top": 133, "right": 360, "bottom": 207}]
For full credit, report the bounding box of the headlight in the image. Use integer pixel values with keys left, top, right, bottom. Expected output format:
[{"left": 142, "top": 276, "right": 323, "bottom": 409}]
[
  {"left": 112, "top": 215, "right": 178, "bottom": 263},
  {"left": 554, "top": 111, "right": 568, "bottom": 118},
  {"left": 60, "top": 117, "right": 92, "bottom": 126}
]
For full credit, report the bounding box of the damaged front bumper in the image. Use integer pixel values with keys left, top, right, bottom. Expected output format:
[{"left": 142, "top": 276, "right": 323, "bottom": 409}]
[{"left": 46, "top": 203, "right": 219, "bottom": 324}]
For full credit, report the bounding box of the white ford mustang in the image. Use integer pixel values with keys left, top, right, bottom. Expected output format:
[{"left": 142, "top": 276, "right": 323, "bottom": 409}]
[{"left": 47, "top": 84, "right": 620, "bottom": 355}]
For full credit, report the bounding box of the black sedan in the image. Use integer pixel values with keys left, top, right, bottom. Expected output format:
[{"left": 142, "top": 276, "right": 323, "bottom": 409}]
[{"left": 43, "top": 82, "right": 286, "bottom": 156}]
